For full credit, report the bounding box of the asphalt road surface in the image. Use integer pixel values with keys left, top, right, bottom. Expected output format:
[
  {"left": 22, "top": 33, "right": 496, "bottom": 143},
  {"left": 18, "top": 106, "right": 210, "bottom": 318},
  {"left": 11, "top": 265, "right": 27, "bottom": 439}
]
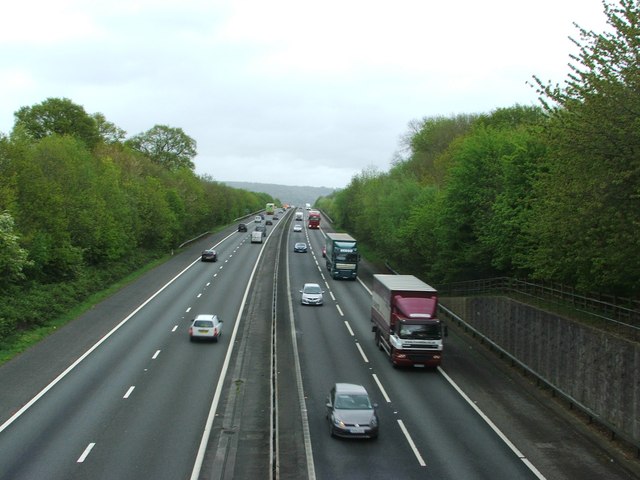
[{"left": 0, "top": 210, "right": 638, "bottom": 479}]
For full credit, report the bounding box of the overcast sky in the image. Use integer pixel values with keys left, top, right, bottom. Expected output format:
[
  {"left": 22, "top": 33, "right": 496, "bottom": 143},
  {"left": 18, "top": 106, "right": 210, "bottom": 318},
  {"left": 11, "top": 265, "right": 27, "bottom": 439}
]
[{"left": 0, "top": 0, "right": 608, "bottom": 189}]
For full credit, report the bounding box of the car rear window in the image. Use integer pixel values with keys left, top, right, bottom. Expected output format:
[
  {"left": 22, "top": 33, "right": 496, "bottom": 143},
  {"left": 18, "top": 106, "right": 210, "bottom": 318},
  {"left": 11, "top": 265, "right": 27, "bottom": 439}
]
[{"left": 194, "top": 320, "right": 213, "bottom": 327}]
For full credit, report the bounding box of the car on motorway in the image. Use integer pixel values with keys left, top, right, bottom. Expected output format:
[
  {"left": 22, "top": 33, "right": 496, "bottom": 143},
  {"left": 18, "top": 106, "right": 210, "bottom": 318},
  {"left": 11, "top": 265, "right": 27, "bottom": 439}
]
[
  {"left": 266, "top": 219, "right": 273, "bottom": 225},
  {"left": 273, "top": 215, "right": 279, "bottom": 220},
  {"left": 326, "top": 383, "right": 379, "bottom": 439},
  {"left": 255, "top": 225, "right": 267, "bottom": 237},
  {"left": 293, "top": 224, "right": 303, "bottom": 232},
  {"left": 238, "top": 223, "right": 247, "bottom": 232},
  {"left": 189, "top": 314, "right": 223, "bottom": 342},
  {"left": 201, "top": 248, "right": 218, "bottom": 262},
  {"left": 294, "top": 242, "right": 307, "bottom": 253},
  {"left": 300, "top": 283, "right": 324, "bottom": 305},
  {"left": 255, "top": 216, "right": 262, "bottom": 223}
]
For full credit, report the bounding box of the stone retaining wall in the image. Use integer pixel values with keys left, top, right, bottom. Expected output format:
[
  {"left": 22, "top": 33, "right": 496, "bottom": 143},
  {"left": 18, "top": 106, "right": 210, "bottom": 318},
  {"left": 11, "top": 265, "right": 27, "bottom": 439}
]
[{"left": 441, "top": 296, "right": 640, "bottom": 446}]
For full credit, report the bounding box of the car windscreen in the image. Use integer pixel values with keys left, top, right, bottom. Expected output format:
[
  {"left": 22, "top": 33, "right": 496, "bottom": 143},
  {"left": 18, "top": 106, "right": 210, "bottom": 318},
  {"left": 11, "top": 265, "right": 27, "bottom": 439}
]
[{"left": 335, "top": 394, "right": 371, "bottom": 409}]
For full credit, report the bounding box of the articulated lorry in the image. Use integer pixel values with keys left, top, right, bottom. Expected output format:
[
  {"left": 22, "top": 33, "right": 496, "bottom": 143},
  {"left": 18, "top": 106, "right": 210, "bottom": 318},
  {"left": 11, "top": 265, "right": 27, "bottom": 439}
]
[
  {"left": 325, "top": 233, "right": 359, "bottom": 280},
  {"left": 308, "top": 210, "right": 321, "bottom": 229},
  {"left": 371, "top": 274, "right": 446, "bottom": 368}
]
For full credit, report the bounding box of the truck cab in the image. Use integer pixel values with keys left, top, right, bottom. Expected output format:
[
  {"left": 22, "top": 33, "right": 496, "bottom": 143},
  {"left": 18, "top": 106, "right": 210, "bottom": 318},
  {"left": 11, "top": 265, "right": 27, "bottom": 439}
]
[
  {"left": 371, "top": 274, "right": 445, "bottom": 368},
  {"left": 325, "top": 233, "right": 359, "bottom": 280}
]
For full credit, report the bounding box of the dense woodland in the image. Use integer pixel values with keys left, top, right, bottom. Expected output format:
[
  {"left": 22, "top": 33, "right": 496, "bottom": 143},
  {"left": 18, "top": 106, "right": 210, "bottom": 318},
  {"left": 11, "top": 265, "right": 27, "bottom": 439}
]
[
  {"left": 0, "top": 101, "right": 275, "bottom": 342},
  {"left": 317, "top": 0, "right": 640, "bottom": 299},
  {"left": 0, "top": 1, "right": 638, "bottom": 349}
]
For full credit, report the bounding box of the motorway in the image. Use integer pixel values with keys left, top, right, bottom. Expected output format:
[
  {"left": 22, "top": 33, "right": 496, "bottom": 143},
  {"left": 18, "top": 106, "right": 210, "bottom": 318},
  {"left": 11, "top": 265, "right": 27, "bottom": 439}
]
[{"left": 0, "top": 209, "right": 637, "bottom": 480}]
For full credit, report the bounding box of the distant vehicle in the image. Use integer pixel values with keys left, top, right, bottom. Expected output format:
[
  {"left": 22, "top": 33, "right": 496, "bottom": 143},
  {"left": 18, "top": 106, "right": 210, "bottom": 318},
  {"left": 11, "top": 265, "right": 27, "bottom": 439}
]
[
  {"left": 293, "top": 224, "right": 303, "bottom": 232},
  {"left": 305, "top": 203, "right": 311, "bottom": 210},
  {"left": 201, "top": 249, "right": 218, "bottom": 262},
  {"left": 300, "top": 283, "right": 324, "bottom": 305},
  {"left": 189, "top": 314, "right": 222, "bottom": 342},
  {"left": 266, "top": 219, "right": 273, "bottom": 225},
  {"left": 325, "top": 233, "right": 359, "bottom": 280},
  {"left": 255, "top": 216, "right": 262, "bottom": 223},
  {"left": 308, "top": 210, "right": 321, "bottom": 229},
  {"left": 238, "top": 223, "right": 247, "bottom": 232},
  {"left": 255, "top": 225, "right": 267, "bottom": 237},
  {"left": 295, "top": 211, "right": 303, "bottom": 221},
  {"left": 371, "top": 274, "right": 446, "bottom": 368},
  {"left": 273, "top": 215, "right": 279, "bottom": 220},
  {"left": 251, "top": 231, "right": 263, "bottom": 243},
  {"left": 294, "top": 242, "right": 307, "bottom": 253},
  {"left": 326, "top": 383, "right": 378, "bottom": 439},
  {"left": 266, "top": 202, "right": 275, "bottom": 215}
]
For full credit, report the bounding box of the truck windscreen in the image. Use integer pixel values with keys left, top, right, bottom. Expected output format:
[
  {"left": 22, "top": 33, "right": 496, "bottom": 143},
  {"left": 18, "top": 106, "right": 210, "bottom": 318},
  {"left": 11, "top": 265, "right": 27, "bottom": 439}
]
[{"left": 398, "top": 324, "right": 441, "bottom": 340}]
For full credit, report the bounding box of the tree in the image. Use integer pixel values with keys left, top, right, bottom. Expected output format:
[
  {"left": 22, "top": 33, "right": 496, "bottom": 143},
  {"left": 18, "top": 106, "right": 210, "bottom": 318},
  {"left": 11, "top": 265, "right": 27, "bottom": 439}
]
[
  {"left": 13, "top": 97, "right": 101, "bottom": 149},
  {"left": 92, "top": 112, "right": 127, "bottom": 144},
  {"left": 0, "top": 212, "right": 31, "bottom": 285},
  {"left": 126, "top": 125, "right": 197, "bottom": 171},
  {"left": 528, "top": 0, "right": 640, "bottom": 295}
]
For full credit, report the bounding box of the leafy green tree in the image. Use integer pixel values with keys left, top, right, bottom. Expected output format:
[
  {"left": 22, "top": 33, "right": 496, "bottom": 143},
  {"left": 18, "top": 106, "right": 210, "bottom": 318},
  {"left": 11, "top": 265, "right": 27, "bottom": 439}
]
[
  {"left": 127, "top": 125, "right": 197, "bottom": 171},
  {"left": 528, "top": 0, "right": 640, "bottom": 294},
  {"left": 396, "top": 186, "right": 446, "bottom": 279},
  {"left": 13, "top": 98, "right": 101, "bottom": 150},
  {"left": 405, "top": 114, "right": 478, "bottom": 186},
  {"left": 433, "top": 126, "right": 506, "bottom": 281},
  {"left": 0, "top": 133, "right": 18, "bottom": 212},
  {"left": 92, "top": 112, "right": 127, "bottom": 144},
  {"left": 0, "top": 212, "right": 32, "bottom": 284}
]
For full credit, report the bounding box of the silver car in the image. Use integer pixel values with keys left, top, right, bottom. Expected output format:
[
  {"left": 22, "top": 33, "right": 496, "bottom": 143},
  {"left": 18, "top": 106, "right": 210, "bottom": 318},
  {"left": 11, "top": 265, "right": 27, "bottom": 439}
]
[
  {"left": 189, "top": 314, "right": 223, "bottom": 342},
  {"left": 326, "top": 383, "right": 379, "bottom": 439},
  {"left": 300, "top": 283, "right": 324, "bottom": 305}
]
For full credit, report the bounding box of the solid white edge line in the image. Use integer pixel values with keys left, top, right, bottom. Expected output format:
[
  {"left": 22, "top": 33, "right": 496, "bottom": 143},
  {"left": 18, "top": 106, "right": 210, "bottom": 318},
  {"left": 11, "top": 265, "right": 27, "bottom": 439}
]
[
  {"left": 0, "top": 249, "right": 211, "bottom": 435},
  {"left": 0, "top": 230, "right": 239, "bottom": 436},
  {"left": 397, "top": 419, "right": 426, "bottom": 467},
  {"left": 437, "top": 367, "right": 547, "bottom": 480},
  {"left": 77, "top": 443, "right": 96, "bottom": 463},
  {"left": 286, "top": 236, "right": 317, "bottom": 480},
  {"left": 189, "top": 230, "right": 273, "bottom": 480}
]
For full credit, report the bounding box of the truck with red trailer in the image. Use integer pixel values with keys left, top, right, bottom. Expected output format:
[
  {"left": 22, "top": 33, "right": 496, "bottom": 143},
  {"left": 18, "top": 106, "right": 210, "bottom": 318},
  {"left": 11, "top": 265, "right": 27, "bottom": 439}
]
[
  {"left": 371, "top": 274, "right": 446, "bottom": 368},
  {"left": 308, "top": 210, "right": 321, "bottom": 229}
]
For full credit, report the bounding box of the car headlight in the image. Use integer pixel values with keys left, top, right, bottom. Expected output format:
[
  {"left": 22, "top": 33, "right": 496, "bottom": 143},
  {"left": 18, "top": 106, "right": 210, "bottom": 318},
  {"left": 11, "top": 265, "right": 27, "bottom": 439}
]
[{"left": 332, "top": 417, "right": 346, "bottom": 429}]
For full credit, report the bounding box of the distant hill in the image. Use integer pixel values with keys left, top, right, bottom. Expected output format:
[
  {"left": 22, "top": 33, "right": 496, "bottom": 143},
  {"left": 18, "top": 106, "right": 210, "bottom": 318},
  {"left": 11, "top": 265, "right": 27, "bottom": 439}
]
[{"left": 222, "top": 181, "right": 336, "bottom": 207}]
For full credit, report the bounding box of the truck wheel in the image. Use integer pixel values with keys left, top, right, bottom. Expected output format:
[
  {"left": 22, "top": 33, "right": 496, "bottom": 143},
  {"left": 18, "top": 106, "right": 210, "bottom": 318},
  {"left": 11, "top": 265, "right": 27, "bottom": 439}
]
[
  {"left": 389, "top": 347, "right": 398, "bottom": 368},
  {"left": 375, "top": 331, "right": 383, "bottom": 351}
]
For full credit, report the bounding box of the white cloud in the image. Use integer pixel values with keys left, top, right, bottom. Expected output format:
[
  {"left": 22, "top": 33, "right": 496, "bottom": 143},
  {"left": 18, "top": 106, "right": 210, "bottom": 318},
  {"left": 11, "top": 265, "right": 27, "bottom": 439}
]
[{"left": 0, "top": 0, "right": 609, "bottom": 187}]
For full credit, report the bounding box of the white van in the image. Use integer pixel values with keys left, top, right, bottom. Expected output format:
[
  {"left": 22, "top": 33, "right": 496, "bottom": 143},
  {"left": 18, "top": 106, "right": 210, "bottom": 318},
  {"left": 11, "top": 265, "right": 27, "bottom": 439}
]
[{"left": 251, "top": 231, "right": 263, "bottom": 243}]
